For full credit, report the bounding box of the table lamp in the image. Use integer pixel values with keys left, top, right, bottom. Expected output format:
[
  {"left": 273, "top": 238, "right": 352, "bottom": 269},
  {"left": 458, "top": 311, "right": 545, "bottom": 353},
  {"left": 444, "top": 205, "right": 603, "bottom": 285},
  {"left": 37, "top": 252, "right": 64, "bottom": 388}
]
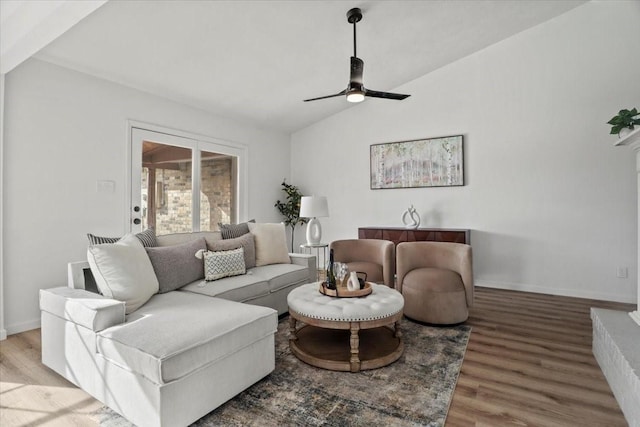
[{"left": 299, "top": 196, "right": 329, "bottom": 245}]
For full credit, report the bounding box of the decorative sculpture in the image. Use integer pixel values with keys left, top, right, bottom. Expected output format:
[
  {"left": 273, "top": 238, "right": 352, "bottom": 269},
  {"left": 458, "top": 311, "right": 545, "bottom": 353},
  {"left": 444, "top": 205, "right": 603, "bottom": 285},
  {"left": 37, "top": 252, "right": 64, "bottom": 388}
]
[{"left": 401, "top": 205, "right": 421, "bottom": 229}]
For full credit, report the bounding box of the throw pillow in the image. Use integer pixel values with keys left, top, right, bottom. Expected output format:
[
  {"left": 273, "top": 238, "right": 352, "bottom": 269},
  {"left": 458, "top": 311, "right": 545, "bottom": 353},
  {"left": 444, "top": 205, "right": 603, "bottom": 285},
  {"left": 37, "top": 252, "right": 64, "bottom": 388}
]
[
  {"left": 204, "top": 248, "right": 246, "bottom": 281},
  {"left": 146, "top": 238, "right": 207, "bottom": 293},
  {"left": 248, "top": 222, "right": 291, "bottom": 267},
  {"left": 208, "top": 232, "right": 256, "bottom": 269},
  {"left": 88, "top": 228, "right": 158, "bottom": 247},
  {"left": 87, "top": 234, "right": 159, "bottom": 314},
  {"left": 218, "top": 219, "right": 255, "bottom": 239}
]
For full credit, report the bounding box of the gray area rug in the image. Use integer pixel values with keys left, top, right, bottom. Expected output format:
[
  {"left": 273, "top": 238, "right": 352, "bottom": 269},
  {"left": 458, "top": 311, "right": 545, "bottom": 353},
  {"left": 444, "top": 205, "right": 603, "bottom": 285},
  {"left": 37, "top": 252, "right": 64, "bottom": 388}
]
[{"left": 98, "top": 318, "right": 470, "bottom": 427}]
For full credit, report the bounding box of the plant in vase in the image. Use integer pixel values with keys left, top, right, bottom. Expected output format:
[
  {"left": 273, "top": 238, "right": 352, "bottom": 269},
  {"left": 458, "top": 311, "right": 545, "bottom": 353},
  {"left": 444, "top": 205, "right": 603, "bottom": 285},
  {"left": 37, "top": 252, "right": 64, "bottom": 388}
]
[
  {"left": 607, "top": 108, "right": 640, "bottom": 138},
  {"left": 274, "top": 180, "right": 308, "bottom": 251}
]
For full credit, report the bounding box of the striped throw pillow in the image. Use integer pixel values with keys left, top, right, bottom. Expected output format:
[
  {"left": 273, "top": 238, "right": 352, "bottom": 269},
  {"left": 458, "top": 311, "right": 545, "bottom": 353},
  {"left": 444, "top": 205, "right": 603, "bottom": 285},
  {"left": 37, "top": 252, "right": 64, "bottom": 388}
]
[
  {"left": 218, "top": 220, "right": 255, "bottom": 239},
  {"left": 87, "top": 228, "right": 158, "bottom": 247}
]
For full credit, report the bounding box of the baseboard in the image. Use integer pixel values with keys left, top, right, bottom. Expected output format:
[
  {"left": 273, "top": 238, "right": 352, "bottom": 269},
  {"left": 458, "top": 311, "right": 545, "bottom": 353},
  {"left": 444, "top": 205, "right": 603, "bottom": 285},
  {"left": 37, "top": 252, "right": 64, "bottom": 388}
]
[
  {"left": 6, "top": 318, "right": 41, "bottom": 336},
  {"left": 476, "top": 280, "right": 636, "bottom": 304},
  {"left": 0, "top": 329, "right": 6, "bottom": 341}
]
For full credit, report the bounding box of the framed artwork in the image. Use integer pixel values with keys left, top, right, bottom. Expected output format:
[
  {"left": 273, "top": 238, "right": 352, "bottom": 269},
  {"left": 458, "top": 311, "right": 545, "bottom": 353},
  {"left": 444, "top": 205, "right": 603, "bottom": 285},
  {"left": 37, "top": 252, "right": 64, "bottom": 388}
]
[{"left": 370, "top": 135, "right": 464, "bottom": 189}]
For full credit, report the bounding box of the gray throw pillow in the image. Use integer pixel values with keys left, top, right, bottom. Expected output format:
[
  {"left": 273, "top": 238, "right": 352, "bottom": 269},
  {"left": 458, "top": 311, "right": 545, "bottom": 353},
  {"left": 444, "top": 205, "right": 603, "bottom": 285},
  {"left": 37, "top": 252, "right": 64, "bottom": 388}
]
[
  {"left": 208, "top": 233, "right": 256, "bottom": 269},
  {"left": 218, "top": 219, "right": 255, "bottom": 239},
  {"left": 146, "top": 237, "right": 207, "bottom": 293},
  {"left": 88, "top": 228, "right": 158, "bottom": 247}
]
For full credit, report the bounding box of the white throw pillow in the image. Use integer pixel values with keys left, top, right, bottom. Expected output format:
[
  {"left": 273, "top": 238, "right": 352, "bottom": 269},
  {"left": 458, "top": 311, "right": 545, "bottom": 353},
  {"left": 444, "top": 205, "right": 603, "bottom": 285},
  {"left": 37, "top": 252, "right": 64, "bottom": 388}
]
[
  {"left": 204, "top": 247, "right": 246, "bottom": 281},
  {"left": 248, "top": 222, "right": 291, "bottom": 267},
  {"left": 87, "top": 234, "right": 159, "bottom": 314}
]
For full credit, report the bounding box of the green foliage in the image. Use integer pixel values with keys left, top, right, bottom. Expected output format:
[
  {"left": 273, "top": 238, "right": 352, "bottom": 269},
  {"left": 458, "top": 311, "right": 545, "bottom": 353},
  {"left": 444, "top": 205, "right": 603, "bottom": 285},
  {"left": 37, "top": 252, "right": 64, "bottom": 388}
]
[
  {"left": 275, "top": 180, "right": 308, "bottom": 250},
  {"left": 607, "top": 108, "right": 640, "bottom": 135}
]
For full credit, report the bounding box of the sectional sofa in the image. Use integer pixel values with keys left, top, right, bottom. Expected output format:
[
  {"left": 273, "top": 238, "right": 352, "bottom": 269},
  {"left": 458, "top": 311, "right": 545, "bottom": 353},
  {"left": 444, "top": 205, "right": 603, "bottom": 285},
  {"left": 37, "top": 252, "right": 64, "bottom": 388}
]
[{"left": 39, "top": 224, "right": 316, "bottom": 427}]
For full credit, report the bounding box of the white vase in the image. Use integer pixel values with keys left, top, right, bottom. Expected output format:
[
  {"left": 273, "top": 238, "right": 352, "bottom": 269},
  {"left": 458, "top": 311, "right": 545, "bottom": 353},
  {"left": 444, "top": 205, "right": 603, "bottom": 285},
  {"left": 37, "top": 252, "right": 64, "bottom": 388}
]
[{"left": 347, "top": 271, "right": 360, "bottom": 291}]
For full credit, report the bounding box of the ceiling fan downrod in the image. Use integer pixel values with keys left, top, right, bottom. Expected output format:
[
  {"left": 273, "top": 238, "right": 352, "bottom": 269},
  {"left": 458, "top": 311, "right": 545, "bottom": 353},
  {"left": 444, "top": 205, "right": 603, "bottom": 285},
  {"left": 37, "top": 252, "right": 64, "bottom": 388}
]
[{"left": 347, "top": 8, "right": 362, "bottom": 58}]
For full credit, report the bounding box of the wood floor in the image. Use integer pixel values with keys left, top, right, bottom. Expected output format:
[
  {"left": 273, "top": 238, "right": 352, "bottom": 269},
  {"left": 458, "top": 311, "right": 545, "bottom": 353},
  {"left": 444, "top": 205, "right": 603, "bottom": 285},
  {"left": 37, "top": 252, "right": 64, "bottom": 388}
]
[
  {"left": 0, "top": 287, "right": 634, "bottom": 426},
  {"left": 447, "top": 287, "right": 633, "bottom": 427}
]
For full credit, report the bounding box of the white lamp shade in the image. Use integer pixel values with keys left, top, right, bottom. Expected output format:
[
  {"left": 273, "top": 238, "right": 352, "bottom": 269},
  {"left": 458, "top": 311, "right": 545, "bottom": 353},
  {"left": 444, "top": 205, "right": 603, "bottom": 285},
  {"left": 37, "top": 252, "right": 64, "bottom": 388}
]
[{"left": 299, "top": 196, "right": 329, "bottom": 218}]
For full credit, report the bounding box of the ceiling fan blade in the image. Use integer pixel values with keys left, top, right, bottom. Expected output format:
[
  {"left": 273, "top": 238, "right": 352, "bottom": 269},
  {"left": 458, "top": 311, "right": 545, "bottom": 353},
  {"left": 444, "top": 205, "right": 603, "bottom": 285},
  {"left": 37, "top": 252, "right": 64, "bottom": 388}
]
[
  {"left": 303, "top": 90, "right": 347, "bottom": 102},
  {"left": 365, "top": 89, "right": 410, "bottom": 100},
  {"left": 350, "top": 57, "right": 363, "bottom": 84}
]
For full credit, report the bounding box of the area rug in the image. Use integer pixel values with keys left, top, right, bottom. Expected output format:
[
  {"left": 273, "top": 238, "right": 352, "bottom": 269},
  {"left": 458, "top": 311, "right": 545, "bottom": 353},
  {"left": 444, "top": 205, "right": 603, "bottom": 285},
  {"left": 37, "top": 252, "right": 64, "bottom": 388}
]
[{"left": 98, "top": 318, "right": 470, "bottom": 427}]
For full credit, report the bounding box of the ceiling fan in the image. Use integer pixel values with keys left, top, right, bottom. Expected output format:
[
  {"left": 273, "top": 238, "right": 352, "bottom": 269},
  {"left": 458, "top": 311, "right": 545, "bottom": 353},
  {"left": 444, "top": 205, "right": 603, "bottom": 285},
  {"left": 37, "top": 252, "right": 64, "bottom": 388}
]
[{"left": 304, "top": 7, "right": 410, "bottom": 103}]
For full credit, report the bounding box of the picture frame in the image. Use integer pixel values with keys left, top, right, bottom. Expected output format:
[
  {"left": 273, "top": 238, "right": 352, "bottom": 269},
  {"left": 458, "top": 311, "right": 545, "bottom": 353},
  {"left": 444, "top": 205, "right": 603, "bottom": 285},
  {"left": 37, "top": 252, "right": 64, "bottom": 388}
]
[{"left": 370, "top": 135, "right": 464, "bottom": 189}]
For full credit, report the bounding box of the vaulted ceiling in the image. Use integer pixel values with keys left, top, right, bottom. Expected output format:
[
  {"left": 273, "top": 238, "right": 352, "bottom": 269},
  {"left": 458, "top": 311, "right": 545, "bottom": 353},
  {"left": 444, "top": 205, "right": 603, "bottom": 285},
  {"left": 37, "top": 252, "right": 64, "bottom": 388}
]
[{"left": 16, "top": 0, "right": 587, "bottom": 133}]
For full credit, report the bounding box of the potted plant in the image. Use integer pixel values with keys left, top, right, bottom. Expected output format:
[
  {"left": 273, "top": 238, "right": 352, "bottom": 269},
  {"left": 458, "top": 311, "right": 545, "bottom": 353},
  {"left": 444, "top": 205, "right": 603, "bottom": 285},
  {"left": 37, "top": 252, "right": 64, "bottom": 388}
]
[
  {"left": 275, "top": 180, "right": 308, "bottom": 251},
  {"left": 607, "top": 108, "right": 640, "bottom": 138}
]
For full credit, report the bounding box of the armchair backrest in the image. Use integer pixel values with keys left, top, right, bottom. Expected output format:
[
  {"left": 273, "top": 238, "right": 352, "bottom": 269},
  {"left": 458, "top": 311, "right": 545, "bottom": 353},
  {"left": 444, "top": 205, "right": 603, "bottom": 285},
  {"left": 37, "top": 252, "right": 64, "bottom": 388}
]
[
  {"left": 329, "top": 239, "right": 395, "bottom": 287},
  {"left": 396, "top": 241, "right": 473, "bottom": 306}
]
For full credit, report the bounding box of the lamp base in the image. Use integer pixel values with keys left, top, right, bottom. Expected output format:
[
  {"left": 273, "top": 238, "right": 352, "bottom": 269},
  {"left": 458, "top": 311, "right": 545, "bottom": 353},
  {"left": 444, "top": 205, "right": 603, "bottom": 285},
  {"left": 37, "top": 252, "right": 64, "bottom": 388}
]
[{"left": 305, "top": 218, "right": 322, "bottom": 245}]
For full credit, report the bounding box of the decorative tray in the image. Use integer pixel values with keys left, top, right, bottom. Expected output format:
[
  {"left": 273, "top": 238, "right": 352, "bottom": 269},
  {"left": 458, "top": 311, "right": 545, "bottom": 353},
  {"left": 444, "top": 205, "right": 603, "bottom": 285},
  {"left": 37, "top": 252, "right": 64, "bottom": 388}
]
[{"left": 318, "top": 281, "right": 372, "bottom": 298}]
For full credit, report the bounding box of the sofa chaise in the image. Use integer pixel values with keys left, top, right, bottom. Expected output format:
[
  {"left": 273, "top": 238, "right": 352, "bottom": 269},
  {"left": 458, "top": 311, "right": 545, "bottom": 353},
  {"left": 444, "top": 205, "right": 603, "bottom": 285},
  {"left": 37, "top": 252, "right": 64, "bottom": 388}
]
[{"left": 39, "top": 225, "right": 316, "bottom": 427}]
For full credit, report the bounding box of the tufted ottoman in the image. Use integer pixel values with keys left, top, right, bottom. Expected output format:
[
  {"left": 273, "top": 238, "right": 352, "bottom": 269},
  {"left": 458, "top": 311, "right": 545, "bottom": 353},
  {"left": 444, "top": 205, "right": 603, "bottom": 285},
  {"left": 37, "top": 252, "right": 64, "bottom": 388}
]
[{"left": 287, "top": 282, "right": 404, "bottom": 372}]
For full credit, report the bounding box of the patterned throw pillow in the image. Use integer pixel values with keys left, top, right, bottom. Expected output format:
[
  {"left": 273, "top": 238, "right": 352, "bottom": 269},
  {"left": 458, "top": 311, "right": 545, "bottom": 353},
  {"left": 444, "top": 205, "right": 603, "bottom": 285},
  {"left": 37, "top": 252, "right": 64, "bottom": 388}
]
[
  {"left": 204, "top": 247, "right": 246, "bottom": 281},
  {"left": 218, "top": 220, "right": 255, "bottom": 239},
  {"left": 88, "top": 228, "right": 157, "bottom": 247}
]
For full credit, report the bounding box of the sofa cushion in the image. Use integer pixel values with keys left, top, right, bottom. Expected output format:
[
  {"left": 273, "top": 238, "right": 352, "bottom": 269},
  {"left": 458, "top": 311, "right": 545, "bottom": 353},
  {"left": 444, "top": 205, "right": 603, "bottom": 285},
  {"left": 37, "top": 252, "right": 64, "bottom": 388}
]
[
  {"left": 248, "top": 222, "right": 290, "bottom": 267},
  {"left": 146, "top": 238, "right": 206, "bottom": 293},
  {"left": 88, "top": 228, "right": 158, "bottom": 247},
  {"left": 156, "top": 231, "right": 222, "bottom": 247},
  {"left": 179, "top": 272, "right": 269, "bottom": 302},
  {"left": 204, "top": 248, "right": 246, "bottom": 281},
  {"left": 218, "top": 220, "right": 255, "bottom": 239},
  {"left": 87, "top": 234, "right": 159, "bottom": 314},
  {"left": 252, "top": 264, "right": 309, "bottom": 293},
  {"left": 208, "top": 233, "right": 256, "bottom": 269},
  {"left": 96, "top": 292, "right": 277, "bottom": 385}
]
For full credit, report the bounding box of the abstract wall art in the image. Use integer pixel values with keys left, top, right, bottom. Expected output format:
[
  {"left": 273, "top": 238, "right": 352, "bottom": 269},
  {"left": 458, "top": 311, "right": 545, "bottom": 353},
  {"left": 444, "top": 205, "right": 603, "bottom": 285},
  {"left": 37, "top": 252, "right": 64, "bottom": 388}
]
[{"left": 370, "top": 135, "right": 464, "bottom": 189}]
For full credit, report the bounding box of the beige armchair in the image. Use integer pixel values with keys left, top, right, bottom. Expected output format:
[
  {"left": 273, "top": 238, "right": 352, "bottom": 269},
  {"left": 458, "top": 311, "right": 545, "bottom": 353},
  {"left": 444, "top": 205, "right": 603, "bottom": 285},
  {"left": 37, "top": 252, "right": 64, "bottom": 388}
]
[
  {"left": 396, "top": 242, "right": 473, "bottom": 324},
  {"left": 329, "top": 239, "right": 395, "bottom": 287}
]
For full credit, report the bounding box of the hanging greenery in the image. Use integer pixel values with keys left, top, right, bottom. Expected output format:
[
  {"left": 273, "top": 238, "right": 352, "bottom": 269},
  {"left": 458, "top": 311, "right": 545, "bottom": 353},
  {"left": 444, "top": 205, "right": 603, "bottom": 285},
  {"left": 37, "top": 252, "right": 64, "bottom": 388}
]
[{"left": 275, "top": 180, "right": 308, "bottom": 251}]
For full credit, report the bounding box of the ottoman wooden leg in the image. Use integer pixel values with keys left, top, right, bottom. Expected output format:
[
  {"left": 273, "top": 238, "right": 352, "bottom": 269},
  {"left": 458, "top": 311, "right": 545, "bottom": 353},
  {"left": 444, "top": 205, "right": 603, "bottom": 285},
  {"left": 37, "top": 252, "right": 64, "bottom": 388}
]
[
  {"left": 350, "top": 323, "right": 361, "bottom": 372},
  {"left": 289, "top": 316, "right": 298, "bottom": 342}
]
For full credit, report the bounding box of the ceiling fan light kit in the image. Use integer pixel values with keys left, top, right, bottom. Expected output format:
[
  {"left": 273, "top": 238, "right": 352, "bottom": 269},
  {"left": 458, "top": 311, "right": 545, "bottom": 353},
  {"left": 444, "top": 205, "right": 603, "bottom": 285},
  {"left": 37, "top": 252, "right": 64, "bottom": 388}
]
[{"left": 304, "top": 8, "right": 410, "bottom": 104}]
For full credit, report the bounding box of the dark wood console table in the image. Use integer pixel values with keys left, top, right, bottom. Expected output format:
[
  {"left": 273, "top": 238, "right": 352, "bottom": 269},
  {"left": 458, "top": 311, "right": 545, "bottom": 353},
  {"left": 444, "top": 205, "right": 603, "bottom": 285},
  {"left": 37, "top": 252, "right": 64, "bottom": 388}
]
[{"left": 358, "top": 227, "right": 470, "bottom": 245}]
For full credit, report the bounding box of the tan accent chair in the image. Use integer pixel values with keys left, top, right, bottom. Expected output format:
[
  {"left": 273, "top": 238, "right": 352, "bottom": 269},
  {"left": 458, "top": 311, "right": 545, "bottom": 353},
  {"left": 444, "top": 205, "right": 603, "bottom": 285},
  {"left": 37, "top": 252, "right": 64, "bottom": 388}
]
[
  {"left": 396, "top": 242, "right": 473, "bottom": 324},
  {"left": 329, "top": 239, "right": 395, "bottom": 287}
]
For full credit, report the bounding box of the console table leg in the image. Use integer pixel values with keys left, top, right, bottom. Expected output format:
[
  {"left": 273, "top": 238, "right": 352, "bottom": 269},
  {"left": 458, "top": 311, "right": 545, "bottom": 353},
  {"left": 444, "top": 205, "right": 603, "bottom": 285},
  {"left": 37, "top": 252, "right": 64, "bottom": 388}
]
[{"left": 350, "top": 323, "right": 361, "bottom": 372}]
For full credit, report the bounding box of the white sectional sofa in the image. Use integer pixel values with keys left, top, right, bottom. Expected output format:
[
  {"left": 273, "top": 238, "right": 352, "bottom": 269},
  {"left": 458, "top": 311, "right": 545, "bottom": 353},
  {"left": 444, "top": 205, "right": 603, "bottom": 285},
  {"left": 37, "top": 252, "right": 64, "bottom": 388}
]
[{"left": 39, "top": 227, "right": 316, "bottom": 427}]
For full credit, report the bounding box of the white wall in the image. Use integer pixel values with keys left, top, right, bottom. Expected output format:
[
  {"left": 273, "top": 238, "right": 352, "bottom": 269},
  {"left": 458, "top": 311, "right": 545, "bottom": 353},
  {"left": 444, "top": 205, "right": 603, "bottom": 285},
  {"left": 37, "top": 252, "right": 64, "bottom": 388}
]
[
  {"left": 2, "top": 58, "right": 291, "bottom": 334},
  {"left": 0, "top": 73, "right": 6, "bottom": 340},
  {"left": 292, "top": 1, "right": 640, "bottom": 303}
]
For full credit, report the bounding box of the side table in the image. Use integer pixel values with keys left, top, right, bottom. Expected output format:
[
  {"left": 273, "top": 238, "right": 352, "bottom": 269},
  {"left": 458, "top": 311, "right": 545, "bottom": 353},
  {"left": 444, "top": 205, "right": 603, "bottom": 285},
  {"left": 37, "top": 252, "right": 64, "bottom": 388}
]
[{"left": 299, "top": 243, "right": 328, "bottom": 280}]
